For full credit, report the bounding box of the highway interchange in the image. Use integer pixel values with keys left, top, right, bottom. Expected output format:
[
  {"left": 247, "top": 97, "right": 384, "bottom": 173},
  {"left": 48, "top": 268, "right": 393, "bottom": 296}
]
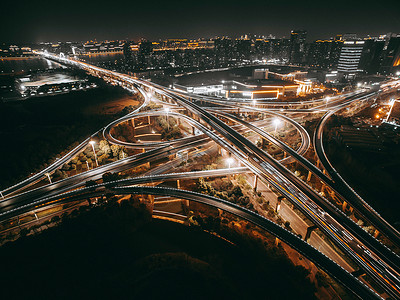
[{"left": 1, "top": 51, "right": 400, "bottom": 299}]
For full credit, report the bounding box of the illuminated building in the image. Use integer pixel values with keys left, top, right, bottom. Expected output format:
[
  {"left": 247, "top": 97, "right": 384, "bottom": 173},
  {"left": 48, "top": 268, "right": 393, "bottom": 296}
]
[
  {"left": 306, "top": 39, "right": 342, "bottom": 68},
  {"left": 173, "top": 69, "right": 313, "bottom": 99},
  {"left": 337, "top": 40, "right": 365, "bottom": 78}
]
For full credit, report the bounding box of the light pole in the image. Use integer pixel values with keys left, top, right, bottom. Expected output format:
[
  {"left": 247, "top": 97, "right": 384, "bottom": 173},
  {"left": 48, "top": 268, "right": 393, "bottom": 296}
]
[
  {"left": 89, "top": 140, "right": 99, "bottom": 167},
  {"left": 164, "top": 107, "right": 170, "bottom": 131},
  {"left": 45, "top": 173, "right": 52, "bottom": 184},
  {"left": 325, "top": 96, "right": 330, "bottom": 108},
  {"left": 273, "top": 118, "right": 281, "bottom": 136},
  {"left": 226, "top": 157, "right": 234, "bottom": 169}
]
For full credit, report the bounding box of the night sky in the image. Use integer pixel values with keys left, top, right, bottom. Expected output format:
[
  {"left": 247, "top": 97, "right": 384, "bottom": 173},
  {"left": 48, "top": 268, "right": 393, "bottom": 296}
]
[{"left": 2, "top": 0, "right": 400, "bottom": 43}]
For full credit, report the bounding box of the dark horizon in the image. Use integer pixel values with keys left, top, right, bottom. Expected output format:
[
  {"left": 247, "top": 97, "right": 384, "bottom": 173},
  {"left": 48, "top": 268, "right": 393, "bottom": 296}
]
[{"left": 1, "top": 0, "right": 400, "bottom": 43}]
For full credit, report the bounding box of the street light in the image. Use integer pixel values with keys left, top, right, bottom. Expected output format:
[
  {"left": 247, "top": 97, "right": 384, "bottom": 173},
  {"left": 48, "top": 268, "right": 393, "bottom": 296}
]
[
  {"left": 45, "top": 173, "right": 52, "bottom": 184},
  {"left": 325, "top": 96, "right": 331, "bottom": 108},
  {"left": 273, "top": 118, "right": 281, "bottom": 136},
  {"left": 89, "top": 140, "right": 99, "bottom": 167},
  {"left": 226, "top": 157, "right": 234, "bottom": 169}
]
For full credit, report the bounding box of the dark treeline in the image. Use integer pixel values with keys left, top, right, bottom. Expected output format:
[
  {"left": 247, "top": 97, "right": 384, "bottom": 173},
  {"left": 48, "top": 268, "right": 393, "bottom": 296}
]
[{"left": 0, "top": 196, "right": 316, "bottom": 299}]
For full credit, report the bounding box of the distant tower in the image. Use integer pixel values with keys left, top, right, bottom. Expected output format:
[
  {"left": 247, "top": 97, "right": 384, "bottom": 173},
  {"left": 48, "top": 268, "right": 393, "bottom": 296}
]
[
  {"left": 289, "top": 30, "right": 307, "bottom": 64},
  {"left": 137, "top": 40, "right": 153, "bottom": 70}
]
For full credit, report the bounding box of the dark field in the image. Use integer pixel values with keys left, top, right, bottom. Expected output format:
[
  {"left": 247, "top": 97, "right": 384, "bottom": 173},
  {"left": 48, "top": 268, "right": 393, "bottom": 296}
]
[{"left": 0, "top": 81, "right": 140, "bottom": 189}]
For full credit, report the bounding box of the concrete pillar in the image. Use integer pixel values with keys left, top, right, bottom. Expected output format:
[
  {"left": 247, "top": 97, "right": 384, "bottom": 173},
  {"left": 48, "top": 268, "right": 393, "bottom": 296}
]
[
  {"left": 276, "top": 196, "right": 284, "bottom": 212},
  {"left": 254, "top": 175, "right": 258, "bottom": 192},
  {"left": 374, "top": 229, "right": 380, "bottom": 239},
  {"left": 261, "top": 138, "right": 267, "bottom": 148},
  {"left": 192, "top": 126, "right": 195, "bottom": 135},
  {"left": 177, "top": 179, "right": 181, "bottom": 189},
  {"left": 131, "top": 118, "right": 135, "bottom": 136},
  {"left": 306, "top": 170, "right": 312, "bottom": 182}
]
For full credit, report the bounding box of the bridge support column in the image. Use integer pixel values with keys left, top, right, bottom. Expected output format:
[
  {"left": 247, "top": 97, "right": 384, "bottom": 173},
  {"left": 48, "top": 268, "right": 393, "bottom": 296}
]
[
  {"left": 321, "top": 184, "right": 326, "bottom": 194},
  {"left": 261, "top": 138, "right": 267, "bottom": 148},
  {"left": 306, "top": 171, "right": 312, "bottom": 182},
  {"left": 374, "top": 229, "right": 380, "bottom": 239},
  {"left": 130, "top": 119, "right": 135, "bottom": 136},
  {"left": 192, "top": 126, "right": 195, "bottom": 135},
  {"left": 276, "top": 196, "right": 284, "bottom": 212},
  {"left": 177, "top": 179, "right": 181, "bottom": 189},
  {"left": 275, "top": 237, "right": 280, "bottom": 247},
  {"left": 147, "top": 115, "right": 151, "bottom": 125},
  {"left": 254, "top": 175, "right": 258, "bottom": 192},
  {"left": 304, "top": 225, "right": 318, "bottom": 242}
]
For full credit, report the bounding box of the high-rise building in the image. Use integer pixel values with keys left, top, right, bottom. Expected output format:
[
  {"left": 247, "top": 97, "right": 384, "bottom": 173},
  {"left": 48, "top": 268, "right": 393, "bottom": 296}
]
[
  {"left": 306, "top": 39, "right": 342, "bottom": 69},
  {"left": 337, "top": 40, "right": 365, "bottom": 77},
  {"left": 379, "top": 36, "right": 400, "bottom": 75},
  {"left": 358, "top": 39, "right": 385, "bottom": 74},
  {"left": 289, "top": 30, "right": 307, "bottom": 64}
]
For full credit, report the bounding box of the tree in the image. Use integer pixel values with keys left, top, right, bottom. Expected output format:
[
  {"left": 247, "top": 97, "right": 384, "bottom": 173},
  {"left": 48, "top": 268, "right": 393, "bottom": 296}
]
[
  {"left": 111, "top": 144, "right": 120, "bottom": 158},
  {"left": 99, "top": 140, "right": 109, "bottom": 151},
  {"left": 86, "top": 180, "right": 97, "bottom": 188},
  {"left": 229, "top": 185, "right": 243, "bottom": 198},
  {"left": 102, "top": 172, "right": 121, "bottom": 183}
]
